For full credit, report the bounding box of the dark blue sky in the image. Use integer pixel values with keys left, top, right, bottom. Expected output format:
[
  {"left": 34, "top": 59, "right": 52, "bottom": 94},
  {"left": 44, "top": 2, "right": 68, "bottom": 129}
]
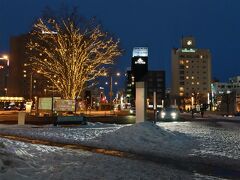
[{"left": 1, "top": 0, "right": 240, "bottom": 88}]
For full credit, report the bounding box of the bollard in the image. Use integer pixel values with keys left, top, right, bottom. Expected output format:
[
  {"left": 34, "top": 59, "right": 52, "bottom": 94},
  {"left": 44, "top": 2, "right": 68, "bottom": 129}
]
[{"left": 18, "top": 112, "right": 26, "bottom": 125}]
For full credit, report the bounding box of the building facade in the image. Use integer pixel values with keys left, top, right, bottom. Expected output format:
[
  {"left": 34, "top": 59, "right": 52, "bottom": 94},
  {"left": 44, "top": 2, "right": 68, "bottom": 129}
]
[
  {"left": 126, "top": 47, "right": 165, "bottom": 108},
  {"left": 8, "top": 34, "right": 53, "bottom": 100},
  {"left": 211, "top": 76, "right": 240, "bottom": 112},
  {"left": 145, "top": 71, "right": 165, "bottom": 108},
  {"left": 171, "top": 37, "right": 211, "bottom": 110},
  {"left": 0, "top": 55, "right": 9, "bottom": 96}
]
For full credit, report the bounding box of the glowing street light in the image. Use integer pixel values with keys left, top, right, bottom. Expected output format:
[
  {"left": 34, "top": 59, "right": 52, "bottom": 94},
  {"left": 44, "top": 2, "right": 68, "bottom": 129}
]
[
  {"left": 104, "top": 71, "right": 121, "bottom": 110},
  {"left": 0, "top": 54, "right": 9, "bottom": 66}
]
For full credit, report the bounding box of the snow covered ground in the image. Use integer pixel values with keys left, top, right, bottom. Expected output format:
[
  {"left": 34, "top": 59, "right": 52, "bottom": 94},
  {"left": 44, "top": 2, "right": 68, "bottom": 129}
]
[
  {"left": 0, "top": 137, "right": 197, "bottom": 180},
  {"left": 0, "top": 122, "right": 195, "bottom": 158},
  {"left": 0, "top": 121, "right": 238, "bottom": 179}
]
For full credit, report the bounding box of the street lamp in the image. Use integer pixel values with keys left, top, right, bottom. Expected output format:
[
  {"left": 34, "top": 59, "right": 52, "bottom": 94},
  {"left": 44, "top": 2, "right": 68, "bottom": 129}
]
[
  {"left": 0, "top": 55, "right": 9, "bottom": 66},
  {"left": 105, "top": 72, "right": 121, "bottom": 110},
  {"left": 226, "top": 90, "right": 231, "bottom": 116}
]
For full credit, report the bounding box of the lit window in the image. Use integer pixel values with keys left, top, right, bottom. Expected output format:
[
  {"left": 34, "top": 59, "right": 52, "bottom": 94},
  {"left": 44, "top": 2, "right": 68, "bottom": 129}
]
[
  {"left": 186, "top": 65, "right": 189, "bottom": 68},
  {"left": 179, "top": 92, "right": 184, "bottom": 96},
  {"left": 192, "top": 82, "right": 194, "bottom": 85},
  {"left": 197, "top": 82, "right": 199, "bottom": 85},
  {"left": 180, "top": 60, "right": 184, "bottom": 64},
  {"left": 191, "top": 76, "right": 194, "bottom": 79},
  {"left": 186, "top": 60, "right": 189, "bottom": 63},
  {"left": 23, "top": 74, "right": 26, "bottom": 77},
  {"left": 179, "top": 87, "right": 184, "bottom": 91},
  {"left": 186, "top": 76, "right": 189, "bottom": 79}
]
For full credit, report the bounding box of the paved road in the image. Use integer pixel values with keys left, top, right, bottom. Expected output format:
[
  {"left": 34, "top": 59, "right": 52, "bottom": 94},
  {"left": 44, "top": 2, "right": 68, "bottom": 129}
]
[{"left": 1, "top": 110, "right": 240, "bottom": 125}]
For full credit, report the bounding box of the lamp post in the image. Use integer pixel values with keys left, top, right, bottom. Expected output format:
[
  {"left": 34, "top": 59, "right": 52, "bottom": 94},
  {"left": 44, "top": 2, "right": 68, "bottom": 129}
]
[
  {"left": 105, "top": 72, "right": 120, "bottom": 110},
  {"left": 30, "top": 72, "right": 33, "bottom": 101},
  {"left": 226, "top": 90, "right": 231, "bottom": 116}
]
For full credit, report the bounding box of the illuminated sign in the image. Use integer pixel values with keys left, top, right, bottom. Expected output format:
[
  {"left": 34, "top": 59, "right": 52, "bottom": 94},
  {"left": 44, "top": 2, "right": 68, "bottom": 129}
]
[
  {"left": 181, "top": 48, "right": 196, "bottom": 53},
  {"left": 0, "top": 97, "right": 24, "bottom": 102},
  {"left": 132, "top": 47, "right": 148, "bottom": 57},
  {"left": 135, "top": 58, "right": 146, "bottom": 64},
  {"left": 38, "top": 97, "right": 61, "bottom": 110},
  {"left": 54, "top": 99, "right": 75, "bottom": 112}
]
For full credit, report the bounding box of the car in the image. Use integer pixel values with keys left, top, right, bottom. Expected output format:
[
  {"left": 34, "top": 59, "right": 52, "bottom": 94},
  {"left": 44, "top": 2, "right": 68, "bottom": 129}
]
[
  {"left": 4, "top": 105, "right": 18, "bottom": 110},
  {"left": 159, "top": 107, "right": 180, "bottom": 120},
  {"left": 129, "top": 107, "right": 136, "bottom": 115}
]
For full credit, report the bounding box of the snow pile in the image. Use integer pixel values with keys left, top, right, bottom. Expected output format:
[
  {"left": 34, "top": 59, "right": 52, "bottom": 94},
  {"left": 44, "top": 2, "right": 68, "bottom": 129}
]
[
  {"left": 0, "top": 122, "right": 196, "bottom": 158},
  {"left": 86, "top": 122, "right": 195, "bottom": 157}
]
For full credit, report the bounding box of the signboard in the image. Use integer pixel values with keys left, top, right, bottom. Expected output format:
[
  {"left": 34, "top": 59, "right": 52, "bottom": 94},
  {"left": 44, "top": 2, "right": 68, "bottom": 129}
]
[
  {"left": 38, "top": 97, "right": 61, "bottom": 110},
  {"left": 25, "top": 101, "right": 32, "bottom": 113},
  {"left": 38, "top": 97, "right": 52, "bottom": 110},
  {"left": 181, "top": 48, "right": 196, "bottom": 53},
  {"left": 134, "top": 58, "right": 146, "bottom": 64},
  {"left": 54, "top": 99, "right": 75, "bottom": 112},
  {"left": 132, "top": 47, "right": 148, "bottom": 57}
]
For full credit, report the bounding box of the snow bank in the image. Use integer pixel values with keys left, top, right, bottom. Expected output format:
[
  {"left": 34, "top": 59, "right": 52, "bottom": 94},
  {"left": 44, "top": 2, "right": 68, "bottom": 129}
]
[
  {"left": 0, "top": 122, "right": 196, "bottom": 158},
  {"left": 86, "top": 122, "right": 195, "bottom": 157}
]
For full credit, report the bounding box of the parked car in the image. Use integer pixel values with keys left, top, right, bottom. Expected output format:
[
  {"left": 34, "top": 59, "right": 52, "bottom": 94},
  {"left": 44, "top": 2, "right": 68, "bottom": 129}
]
[
  {"left": 159, "top": 107, "right": 180, "bottom": 120},
  {"left": 4, "top": 105, "right": 18, "bottom": 110},
  {"left": 129, "top": 107, "right": 136, "bottom": 115}
]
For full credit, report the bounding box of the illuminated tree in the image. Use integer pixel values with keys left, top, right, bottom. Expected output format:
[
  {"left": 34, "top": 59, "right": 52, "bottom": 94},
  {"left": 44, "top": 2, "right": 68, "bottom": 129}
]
[{"left": 27, "top": 17, "right": 121, "bottom": 99}]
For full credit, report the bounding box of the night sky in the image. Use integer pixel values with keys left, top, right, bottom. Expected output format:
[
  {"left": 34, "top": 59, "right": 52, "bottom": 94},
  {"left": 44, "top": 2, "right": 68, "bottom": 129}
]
[{"left": 1, "top": 0, "right": 240, "bottom": 88}]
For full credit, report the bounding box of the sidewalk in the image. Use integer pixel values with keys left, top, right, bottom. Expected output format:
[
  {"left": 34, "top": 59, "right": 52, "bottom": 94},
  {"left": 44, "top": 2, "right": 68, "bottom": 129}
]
[{"left": 180, "top": 111, "right": 240, "bottom": 123}]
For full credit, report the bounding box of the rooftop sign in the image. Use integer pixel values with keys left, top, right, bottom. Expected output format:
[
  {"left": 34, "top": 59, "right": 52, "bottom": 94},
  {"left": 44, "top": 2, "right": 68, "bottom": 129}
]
[
  {"left": 181, "top": 48, "right": 196, "bottom": 53},
  {"left": 132, "top": 47, "right": 148, "bottom": 57},
  {"left": 135, "top": 58, "right": 146, "bottom": 64}
]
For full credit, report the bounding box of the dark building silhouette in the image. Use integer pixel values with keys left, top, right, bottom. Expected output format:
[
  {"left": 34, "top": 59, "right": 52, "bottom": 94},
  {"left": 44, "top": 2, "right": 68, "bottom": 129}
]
[
  {"left": 8, "top": 34, "right": 50, "bottom": 99},
  {"left": 8, "top": 34, "right": 30, "bottom": 98},
  {"left": 0, "top": 57, "right": 9, "bottom": 96},
  {"left": 126, "top": 47, "right": 165, "bottom": 108},
  {"left": 145, "top": 71, "right": 165, "bottom": 107}
]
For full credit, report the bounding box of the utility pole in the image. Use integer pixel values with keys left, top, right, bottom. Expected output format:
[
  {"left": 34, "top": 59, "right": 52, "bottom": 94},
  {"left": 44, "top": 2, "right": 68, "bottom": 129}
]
[
  {"left": 30, "top": 73, "right": 33, "bottom": 101},
  {"left": 109, "top": 76, "right": 113, "bottom": 110}
]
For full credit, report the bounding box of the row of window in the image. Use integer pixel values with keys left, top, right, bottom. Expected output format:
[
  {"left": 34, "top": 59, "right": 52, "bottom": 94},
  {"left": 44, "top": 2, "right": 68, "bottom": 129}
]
[
  {"left": 218, "top": 85, "right": 240, "bottom": 88},
  {"left": 179, "top": 55, "right": 209, "bottom": 59},
  {"left": 180, "top": 76, "right": 208, "bottom": 80}
]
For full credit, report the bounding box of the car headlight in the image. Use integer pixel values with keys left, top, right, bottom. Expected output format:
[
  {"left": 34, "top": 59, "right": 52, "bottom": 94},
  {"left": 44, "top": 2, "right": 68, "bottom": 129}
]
[
  {"left": 171, "top": 112, "right": 177, "bottom": 119},
  {"left": 161, "top": 111, "right": 166, "bottom": 118}
]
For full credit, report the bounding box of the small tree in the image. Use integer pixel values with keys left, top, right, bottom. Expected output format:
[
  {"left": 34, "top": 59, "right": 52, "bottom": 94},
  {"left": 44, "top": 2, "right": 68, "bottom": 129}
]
[{"left": 27, "top": 15, "right": 121, "bottom": 99}]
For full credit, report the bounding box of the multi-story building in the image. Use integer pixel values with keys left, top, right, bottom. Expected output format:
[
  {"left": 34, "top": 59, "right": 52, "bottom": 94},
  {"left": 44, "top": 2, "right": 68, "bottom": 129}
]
[
  {"left": 8, "top": 34, "right": 53, "bottom": 100},
  {"left": 8, "top": 34, "right": 32, "bottom": 98},
  {"left": 145, "top": 71, "right": 165, "bottom": 108},
  {"left": 211, "top": 76, "right": 240, "bottom": 112},
  {"left": 0, "top": 55, "right": 9, "bottom": 96},
  {"left": 171, "top": 37, "right": 211, "bottom": 110},
  {"left": 126, "top": 47, "right": 165, "bottom": 108}
]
